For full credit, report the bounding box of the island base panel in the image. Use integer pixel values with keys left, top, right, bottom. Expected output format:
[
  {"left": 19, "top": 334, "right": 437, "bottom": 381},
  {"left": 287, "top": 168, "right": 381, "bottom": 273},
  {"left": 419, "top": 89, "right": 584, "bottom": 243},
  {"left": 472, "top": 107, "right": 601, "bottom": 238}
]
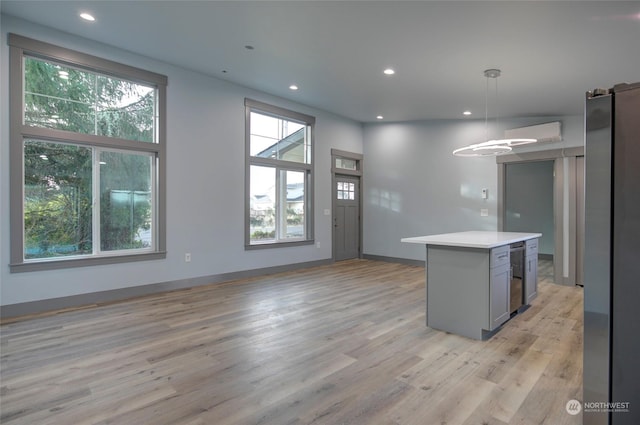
[{"left": 427, "top": 246, "right": 490, "bottom": 340}]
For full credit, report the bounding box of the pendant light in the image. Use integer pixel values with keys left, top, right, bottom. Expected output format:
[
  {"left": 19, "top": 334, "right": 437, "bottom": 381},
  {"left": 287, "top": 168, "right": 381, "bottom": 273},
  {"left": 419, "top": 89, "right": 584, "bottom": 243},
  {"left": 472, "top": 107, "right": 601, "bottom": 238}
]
[{"left": 453, "top": 69, "right": 537, "bottom": 157}]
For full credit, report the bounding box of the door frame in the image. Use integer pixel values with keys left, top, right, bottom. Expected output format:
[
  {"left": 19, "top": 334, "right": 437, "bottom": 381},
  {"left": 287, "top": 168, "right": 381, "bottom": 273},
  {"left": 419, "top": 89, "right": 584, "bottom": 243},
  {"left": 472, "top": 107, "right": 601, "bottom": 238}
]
[
  {"left": 497, "top": 146, "right": 584, "bottom": 286},
  {"left": 331, "top": 149, "right": 363, "bottom": 261}
]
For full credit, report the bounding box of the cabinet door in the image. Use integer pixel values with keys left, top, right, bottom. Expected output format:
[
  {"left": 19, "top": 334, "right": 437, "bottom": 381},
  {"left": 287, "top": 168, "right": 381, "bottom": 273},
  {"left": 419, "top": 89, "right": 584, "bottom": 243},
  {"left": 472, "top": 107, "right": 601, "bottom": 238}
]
[
  {"left": 525, "top": 254, "right": 538, "bottom": 303},
  {"left": 490, "top": 264, "right": 511, "bottom": 330}
]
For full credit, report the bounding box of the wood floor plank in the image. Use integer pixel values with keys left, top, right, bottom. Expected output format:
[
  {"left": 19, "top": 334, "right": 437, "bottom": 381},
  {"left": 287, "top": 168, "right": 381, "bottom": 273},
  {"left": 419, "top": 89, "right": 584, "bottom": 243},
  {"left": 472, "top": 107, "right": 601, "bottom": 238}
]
[
  {"left": 410, "top": 376, "right": 497, "bottom": 425},
  {"left": 482, "top": 348, "right": 554, "bottom": 423},
  {"left": 0, "top": 259, "right": 583, "bottom": 425},
  {"left": 474, "top": 330, "right": 538, "bottom": 384}
]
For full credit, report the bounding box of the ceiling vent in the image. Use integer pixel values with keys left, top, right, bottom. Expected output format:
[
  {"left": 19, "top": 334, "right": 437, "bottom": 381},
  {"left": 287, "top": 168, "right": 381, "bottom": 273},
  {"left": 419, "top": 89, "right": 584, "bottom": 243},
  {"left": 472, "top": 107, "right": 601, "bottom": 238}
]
[{"left": 504, "top": 121, "right": 562, "bottom": 144}]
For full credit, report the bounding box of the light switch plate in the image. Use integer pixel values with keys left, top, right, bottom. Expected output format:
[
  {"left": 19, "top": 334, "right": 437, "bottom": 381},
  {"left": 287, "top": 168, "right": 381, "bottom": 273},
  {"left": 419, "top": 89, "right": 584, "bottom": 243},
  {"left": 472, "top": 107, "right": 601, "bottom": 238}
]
[{"left": 481, "top": 209, "right": 489, "bottom": 217}]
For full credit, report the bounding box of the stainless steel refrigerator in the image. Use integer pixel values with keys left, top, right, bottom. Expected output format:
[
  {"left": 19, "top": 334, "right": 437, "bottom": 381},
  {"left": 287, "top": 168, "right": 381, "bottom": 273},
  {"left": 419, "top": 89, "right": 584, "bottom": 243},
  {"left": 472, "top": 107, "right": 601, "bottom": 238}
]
[{"left": 584, "top": 82, "right": 640, "bottom": 425}]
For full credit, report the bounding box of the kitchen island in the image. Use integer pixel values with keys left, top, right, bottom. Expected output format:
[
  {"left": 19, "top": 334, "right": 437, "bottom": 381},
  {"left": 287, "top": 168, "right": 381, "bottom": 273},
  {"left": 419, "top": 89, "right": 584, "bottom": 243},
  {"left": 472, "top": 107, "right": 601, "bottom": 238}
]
[{"left": 402, "top": 231, "right": 541, "bottom": 340}]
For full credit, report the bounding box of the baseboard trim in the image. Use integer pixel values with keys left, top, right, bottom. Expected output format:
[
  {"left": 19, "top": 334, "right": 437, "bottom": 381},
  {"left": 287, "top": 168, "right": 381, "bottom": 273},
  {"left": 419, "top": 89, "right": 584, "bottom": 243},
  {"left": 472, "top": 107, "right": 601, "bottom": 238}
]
[
  {"left": 362, "top": 254, "right": 425, "bottom": 267},
  {"left": 1, "top": 258, "right": 333, "bottom": 319}
]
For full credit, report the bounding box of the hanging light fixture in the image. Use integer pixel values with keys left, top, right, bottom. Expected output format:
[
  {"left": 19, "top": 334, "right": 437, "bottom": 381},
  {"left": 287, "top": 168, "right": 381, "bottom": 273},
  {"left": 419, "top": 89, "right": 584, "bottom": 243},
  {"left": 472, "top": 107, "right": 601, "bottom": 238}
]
[{"left": 453, "top": 69, "right": 537, "bottom": 157}]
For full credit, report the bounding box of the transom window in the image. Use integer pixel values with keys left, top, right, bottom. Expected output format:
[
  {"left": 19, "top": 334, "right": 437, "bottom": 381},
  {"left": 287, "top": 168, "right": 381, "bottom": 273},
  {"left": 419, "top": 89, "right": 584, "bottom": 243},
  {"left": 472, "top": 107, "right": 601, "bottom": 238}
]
[
  {"left": 9, "top": 34, "right": 167, "bottom": 271},
  {"left": 245, "top": 99, "right": 314, "bottom": 247},
  {"left": 335, "top": 157, "right": 357, "bottom": 171},
  {"left": 24, "top": 57, "right": 156, "bottom": 142}
]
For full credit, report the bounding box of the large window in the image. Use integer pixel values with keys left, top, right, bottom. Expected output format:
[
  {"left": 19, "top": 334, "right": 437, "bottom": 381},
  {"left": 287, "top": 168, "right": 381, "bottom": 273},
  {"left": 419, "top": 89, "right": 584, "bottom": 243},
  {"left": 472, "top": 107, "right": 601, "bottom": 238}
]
[
  {"left": 9, "top": 34, "right": 167, "bottom": 271},
  {"left": 245, "top": 99, "right": 314, "bottom": 247}
]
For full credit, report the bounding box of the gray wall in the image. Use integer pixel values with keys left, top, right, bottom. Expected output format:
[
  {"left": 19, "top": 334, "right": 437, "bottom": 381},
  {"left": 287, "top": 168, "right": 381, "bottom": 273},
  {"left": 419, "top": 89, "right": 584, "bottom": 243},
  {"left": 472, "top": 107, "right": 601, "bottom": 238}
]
[
  {"left": 362, "top": 116, "right": 585, "bottom": 262},
  {"left": 362, "top": 120, "right": 499, "bottom": 261},
  {"left": 0, "top": 16, "right": 363, "bottom": 307}
]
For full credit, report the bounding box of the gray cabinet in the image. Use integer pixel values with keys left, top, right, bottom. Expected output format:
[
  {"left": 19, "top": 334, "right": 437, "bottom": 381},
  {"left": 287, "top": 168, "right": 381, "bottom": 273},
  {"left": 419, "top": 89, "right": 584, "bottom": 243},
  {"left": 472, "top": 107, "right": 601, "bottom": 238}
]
[
  {"left": 489, "top": 246, "right": 511, "bottom": 330},
  {"left": 525, "top": 238, "right": 538, "bottom": 303}
]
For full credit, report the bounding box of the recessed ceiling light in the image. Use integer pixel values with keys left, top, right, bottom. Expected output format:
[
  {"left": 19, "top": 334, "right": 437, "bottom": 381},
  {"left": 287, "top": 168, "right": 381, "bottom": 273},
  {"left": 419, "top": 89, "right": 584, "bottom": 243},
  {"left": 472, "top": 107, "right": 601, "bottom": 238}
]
[
  {"left": 463, "top": 111, "right": 472, "bottom": 116},
  {"left": 383, "top": 68, "right": 395, "bottom": 75},
  {"left": 79, "top": 12, "right": 95, "bottom": 22},
  {"left": 289, "top": 85, "right": 299, "bottom": 91},
  {"left": 376, "top": 115, "right": 384, "bottom": 120}
]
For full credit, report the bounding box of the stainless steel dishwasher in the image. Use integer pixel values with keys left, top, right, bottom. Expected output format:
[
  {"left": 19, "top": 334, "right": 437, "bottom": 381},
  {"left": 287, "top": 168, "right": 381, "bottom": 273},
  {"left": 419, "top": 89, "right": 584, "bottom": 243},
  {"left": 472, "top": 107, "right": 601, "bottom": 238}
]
[{"left": 509, "top": 242, "right": 525, "bottom": 314}]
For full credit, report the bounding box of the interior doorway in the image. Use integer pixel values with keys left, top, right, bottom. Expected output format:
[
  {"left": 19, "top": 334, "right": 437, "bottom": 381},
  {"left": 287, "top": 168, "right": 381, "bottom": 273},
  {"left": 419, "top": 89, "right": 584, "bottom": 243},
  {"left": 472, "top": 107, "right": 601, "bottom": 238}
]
[
  {"left": 503, "top": 160, "right": 555, "bottom": 259},
  {"left": 331, "top": 149, "right": 363, "bottom": 261},
  {"left": 497, "top": 147, "right": 584, "bottom": 286}
]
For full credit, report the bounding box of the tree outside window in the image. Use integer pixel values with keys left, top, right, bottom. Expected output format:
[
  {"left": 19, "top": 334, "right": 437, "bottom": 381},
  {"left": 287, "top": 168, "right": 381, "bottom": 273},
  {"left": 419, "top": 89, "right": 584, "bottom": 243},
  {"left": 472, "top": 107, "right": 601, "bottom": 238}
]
[{"left": 9, "top": 34, "right": 167, "bottom": 271}]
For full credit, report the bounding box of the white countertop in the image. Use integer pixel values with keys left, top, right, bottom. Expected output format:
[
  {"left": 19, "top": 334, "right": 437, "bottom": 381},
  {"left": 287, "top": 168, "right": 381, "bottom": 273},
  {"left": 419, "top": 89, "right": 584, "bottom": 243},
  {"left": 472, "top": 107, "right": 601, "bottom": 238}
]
[{"left": 401, "top": 231, "right": 541, "bottom": 249}]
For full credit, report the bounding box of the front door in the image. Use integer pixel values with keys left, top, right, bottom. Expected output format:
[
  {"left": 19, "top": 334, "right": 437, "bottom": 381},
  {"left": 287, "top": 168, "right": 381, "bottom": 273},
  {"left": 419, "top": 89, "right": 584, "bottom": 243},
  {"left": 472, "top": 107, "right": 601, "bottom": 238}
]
[{"left": 334, "top": 175, "right": 360, "bottom": 260}]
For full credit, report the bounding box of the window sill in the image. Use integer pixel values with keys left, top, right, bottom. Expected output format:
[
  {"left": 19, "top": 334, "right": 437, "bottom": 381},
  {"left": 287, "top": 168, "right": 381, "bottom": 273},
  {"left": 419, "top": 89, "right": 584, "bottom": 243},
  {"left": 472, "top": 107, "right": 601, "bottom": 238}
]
[
  {"left": 9, "top": 251, "right": 167, "bottom": 273},
  {"left": 245, "top": 240, "right": 314, "bottom": 250}
]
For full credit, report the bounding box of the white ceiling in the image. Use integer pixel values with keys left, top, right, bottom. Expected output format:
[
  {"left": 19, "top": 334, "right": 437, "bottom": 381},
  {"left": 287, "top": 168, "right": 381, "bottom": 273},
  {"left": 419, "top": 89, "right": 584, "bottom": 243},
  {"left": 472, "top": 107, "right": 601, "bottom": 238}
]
[{"left": 2, "top": 1, "right": 639, "bottom": 123}]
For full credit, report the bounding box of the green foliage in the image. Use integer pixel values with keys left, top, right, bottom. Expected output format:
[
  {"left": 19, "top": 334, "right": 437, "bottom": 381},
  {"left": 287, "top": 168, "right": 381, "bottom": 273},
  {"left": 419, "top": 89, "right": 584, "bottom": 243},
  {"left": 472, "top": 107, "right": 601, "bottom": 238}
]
[
  {"left": 24, "top": 142, "right": 93, "bottom": 258},
  {"left": 251, "top": 230, "right": 276, "bottom": 240},
  {"left": 24, "top": 58, "right": 155, "bottom": 142},
  {"left": 100, "top": 151, "right": 152, "bottom": 251},
  {"left": 249, "top": 216, "right": 264, "bottom": 226},
  {"left": 286, "top": 207, "right": 303, "bottom": 225}
]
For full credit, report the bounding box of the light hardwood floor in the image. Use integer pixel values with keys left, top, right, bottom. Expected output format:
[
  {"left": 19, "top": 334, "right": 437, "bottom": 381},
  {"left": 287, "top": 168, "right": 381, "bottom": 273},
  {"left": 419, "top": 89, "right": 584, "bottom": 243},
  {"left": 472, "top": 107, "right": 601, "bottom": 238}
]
[{"left": 0, "top": 259, "right": 583, "bottom": 425}]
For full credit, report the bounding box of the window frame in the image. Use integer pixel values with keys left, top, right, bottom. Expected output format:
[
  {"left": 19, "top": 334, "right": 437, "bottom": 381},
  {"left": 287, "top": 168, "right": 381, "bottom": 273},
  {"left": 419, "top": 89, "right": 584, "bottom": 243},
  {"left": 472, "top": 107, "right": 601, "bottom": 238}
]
[
  {"left": 245, "top": 98, "right": 315, "bottom": 249},
  {"left": 9, "top": 34, "right": 168, "bottom": 272}
]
